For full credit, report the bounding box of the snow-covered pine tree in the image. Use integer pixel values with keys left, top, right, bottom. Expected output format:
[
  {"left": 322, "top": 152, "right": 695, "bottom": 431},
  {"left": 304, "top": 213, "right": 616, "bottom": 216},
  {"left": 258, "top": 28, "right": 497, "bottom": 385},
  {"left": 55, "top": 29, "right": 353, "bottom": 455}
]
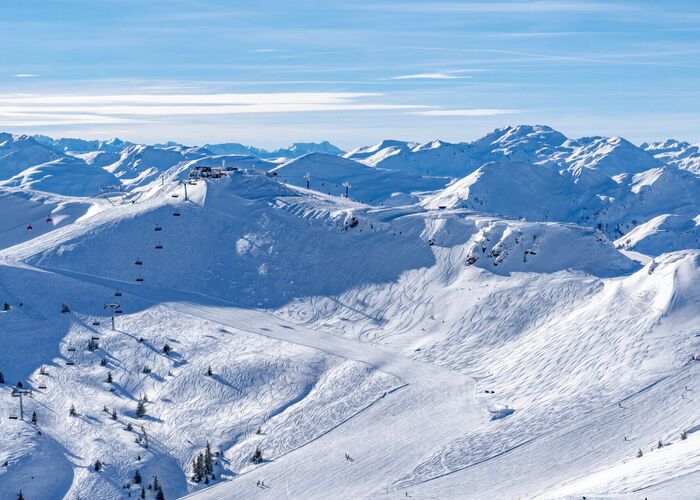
[
  {"left": 107, "top": 371, "right": 113, "bottom": 383},
  {"left": 94, "top": 459, "right": 102, "bottom": 471},
  {"left": 133, "top": 468, "right": 142, "bottom": 484},
  {"left": 135, "top": 399, "right": 146, "bottom": 418},
  {"left": 69, "top": 404, "right": 76, "bottom": 417},
  {"left": 205, "top": 441, "right": 214, "bottom": 475},
  {"left": 637, "top": 448, "right": 643, "bottom": 458},
  {"left": 31, "top": 411, "right": 37, "bottom": 425},
  {"left": 156, "top": 484, "right": 165, "bottom": 500},
  {"left": 0, "top": 371, "right": 4, "bottom": 384}
]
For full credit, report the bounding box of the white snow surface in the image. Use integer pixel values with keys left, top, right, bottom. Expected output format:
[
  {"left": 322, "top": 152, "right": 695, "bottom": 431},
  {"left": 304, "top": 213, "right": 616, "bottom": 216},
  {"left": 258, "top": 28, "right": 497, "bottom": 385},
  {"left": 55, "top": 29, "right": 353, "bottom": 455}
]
[{"left": 0, "top": 125, "right": 698, "bottom": 500}]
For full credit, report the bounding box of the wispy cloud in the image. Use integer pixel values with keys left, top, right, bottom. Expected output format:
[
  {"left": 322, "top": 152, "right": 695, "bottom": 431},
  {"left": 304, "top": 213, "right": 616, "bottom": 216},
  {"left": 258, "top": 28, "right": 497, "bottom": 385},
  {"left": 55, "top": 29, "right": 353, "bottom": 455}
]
[
  {"left": 412, "top": 109, "right": 521, "bottom": 116},
  {"left": 389, "top": 73, "right": 470, "bottom": 80},
  {"left": 13, "top": 74, "right": 38, "bottom": 78},
  {"left": 355, "top": 1, "right": 636, "bottom": 14},
  {"left": 0, "top": 92, "right": 431, "bottom": 127}
]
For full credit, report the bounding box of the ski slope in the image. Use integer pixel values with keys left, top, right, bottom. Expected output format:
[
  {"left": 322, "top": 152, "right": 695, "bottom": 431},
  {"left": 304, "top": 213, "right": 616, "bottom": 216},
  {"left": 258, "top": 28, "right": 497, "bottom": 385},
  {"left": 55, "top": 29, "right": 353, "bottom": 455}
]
[{"left": 0, "top": 125, "right": 699, "bottom": 499}]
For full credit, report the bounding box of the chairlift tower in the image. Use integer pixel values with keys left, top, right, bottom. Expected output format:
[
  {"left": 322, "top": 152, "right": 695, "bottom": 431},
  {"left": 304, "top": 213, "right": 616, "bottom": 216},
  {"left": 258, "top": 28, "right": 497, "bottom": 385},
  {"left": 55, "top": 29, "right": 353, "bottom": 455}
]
[
  {"left": 342, "top": 181, "right": 351, "bottom": 198},
  {"left": 304, "top": 173, "right": 311, "bottom": 189},
  {"left": 104, "top": 302, "right": 121, "bottom": 331},
  {"left": 11, "top": 387, "right": 31, "bottom": 421},
  {"left": 179, "top": 180, "right": 189, "bottom": 201}
]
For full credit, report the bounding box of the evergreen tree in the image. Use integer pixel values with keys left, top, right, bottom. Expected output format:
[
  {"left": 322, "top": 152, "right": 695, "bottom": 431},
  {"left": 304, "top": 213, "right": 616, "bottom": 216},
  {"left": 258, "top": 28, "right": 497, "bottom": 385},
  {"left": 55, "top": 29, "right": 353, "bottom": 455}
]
[
  {"left": 140, "top": 488, "right": 146, "bottom": 499},
  {"left": 206, "top": 366, "right": 213, "bottom": 377},
  {"left": 31, "top": 411, "right": 37, "bottom": 425},
  {"left": 205, "top": 441, "right": 214, "bottom": 475},
  {"left": 127, "top": 423, "right": 133, "bottom": 431},
  {"left": 192, "top": 452, "right": 205, "bottom": 482},
  {"left": 637, "top": 448, "right": 643, "bottom": 458},
  {"left": 62, "top": 302, "right": 71, "bottom": 313},
  {"left": 156, "top": 485, "right": 165, "bottom": 500},
  {"left": 94, "top": 460, "right": 102, "bottom": 471},
  {"left": 17, "top": 491, "right": 23, "bottom": 500},
  {"left": 107, "top": 371, "right": 113, "bottom": 383},
  {"left": 162, "top": 343, "right": 171, "bottom": 355},
  {"left": 153, "top": 475, "right": 160, "bottom": 492},
  {"left": 2, "top": 302, "right": 10, "bottom": 311},
  {"left": 657, "top": 439, "right": 664, "bottom": 449},
  {"left": 133, "top": 468, "right": 142, "bottom": 484},
  {"left": 681, "top": 430, "right": 688, "bottom": 440},
  {"left": 112, "top": 409, "right": 117, "bottom": 420},
  {"left": 69, "top": 404, "right": 77, "bottom": 417},
  {"left": 135, "top": 399, "right": 146, "bottom": 418},
  {"left": 0, "top": 371, "right": 5, "bottom": 384},
  {"left": 252, "top": 448, "right": 263, "bottom": 463}
]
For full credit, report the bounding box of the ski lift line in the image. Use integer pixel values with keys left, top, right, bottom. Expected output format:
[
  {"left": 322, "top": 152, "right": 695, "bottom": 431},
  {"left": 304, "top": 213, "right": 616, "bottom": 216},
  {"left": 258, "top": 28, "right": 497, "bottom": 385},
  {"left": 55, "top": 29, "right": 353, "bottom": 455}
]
[{"left": 0, "top": 212, "right": 60, "bottom": 235}]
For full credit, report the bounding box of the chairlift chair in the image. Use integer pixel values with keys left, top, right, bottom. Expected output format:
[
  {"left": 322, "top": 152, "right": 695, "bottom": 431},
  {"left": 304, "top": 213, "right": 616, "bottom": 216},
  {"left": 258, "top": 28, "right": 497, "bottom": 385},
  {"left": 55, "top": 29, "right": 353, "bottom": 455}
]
[
  {"left": 46, "top": 214, "right": 53, "bottom": 224},
  {"left": 92, "top": 321, "right": 101, "bottom": 326},
  {"left": 114, "top": 290, "right": 122, "bottom": 297},
  {"left": 155, "top": 225, "right": 162, "bottom": 232},
  {"left": 115, "top": 309, "right": 123, "bottom": 314},
  {"left": 67, "top": 347, "right": 76, "bottom": 352},
  {"left": 155, "top": 242, "right": 163, "bottom": 249},
  {"left": 26, "top": 224, "right": 32, "bottom": 232},
  {"left": 136, "top": 276, "right": 144, "bottom": 282},
  {"left": 38, "top": 383, "right": 47, "bottom": 389},
  {"left": 66, "top": 361, "right": 75, "bottom": 366},
  {"left": 9, "top": 415, "right": 18, "bottom": 420},
  {"left": 91, "top": 336, "right": 100, "bottom": 341},
  {"left": 171, "top": 193, "right": 179, "bottom": 198},
  {"left": 173, "top": 210, "right": 181, "bottom": 217},
  {"left": 135, "top": 257, "right": 143, "bottom": 265}
]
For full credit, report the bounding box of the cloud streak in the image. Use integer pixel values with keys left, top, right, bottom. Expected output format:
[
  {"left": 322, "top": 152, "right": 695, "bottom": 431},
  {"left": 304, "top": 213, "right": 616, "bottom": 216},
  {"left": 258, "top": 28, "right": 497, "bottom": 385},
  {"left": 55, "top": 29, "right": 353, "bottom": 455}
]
[{"left": 412, "top": 109, "right": 521, "bottom": 116}]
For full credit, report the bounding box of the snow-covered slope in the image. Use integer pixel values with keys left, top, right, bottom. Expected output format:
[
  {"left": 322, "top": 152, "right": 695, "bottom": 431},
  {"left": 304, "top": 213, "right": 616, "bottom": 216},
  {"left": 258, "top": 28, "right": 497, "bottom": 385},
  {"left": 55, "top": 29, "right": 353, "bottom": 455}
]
[
  {"left": 0, "top": 125, "right": 698, "bottom": 500},
  {"left": 642, "top": 139, "right": 700, "bottom": 174},
  {"left": 270, "top": 153, "right": 447, "bottom": 205},
  {"left": 0, "top": 157, "right": 120, "bottom": 197},
  {"left": 0, "top": 134, "right": 63, "bottom": 180}
]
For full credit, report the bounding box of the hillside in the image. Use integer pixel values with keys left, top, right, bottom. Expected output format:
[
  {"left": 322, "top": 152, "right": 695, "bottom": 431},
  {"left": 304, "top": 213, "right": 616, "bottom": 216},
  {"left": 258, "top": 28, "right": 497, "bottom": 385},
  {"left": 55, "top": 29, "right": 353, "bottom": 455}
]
[{"left": 0, "top": 126, "right": 698, "bottom": 500}]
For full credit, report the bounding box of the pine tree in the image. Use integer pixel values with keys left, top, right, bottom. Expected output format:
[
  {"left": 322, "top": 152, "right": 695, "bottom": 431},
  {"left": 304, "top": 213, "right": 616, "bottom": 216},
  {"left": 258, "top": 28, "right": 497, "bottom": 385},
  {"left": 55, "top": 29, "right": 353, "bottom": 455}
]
[
  {"left": 133, "top": 468, "right": 142, "bottom": 484},
  {"left": 107, "top": 371, "right": 113, "bottom": 383},
  {"left": 192, "top": 452, "right": 205, "bottom": 482},
  {"left": 0, "top": 371, "right": 5, "bottom": 384},
  {"left": 2, "top": 302, "right": 10, "bottom": 311},
  {"left": 637, "top": 448, "right": 643, "bottom": 458},
  {"left": 31, "top": 411, "right": 37, "bottom": 425},
  {"left": 657, "top": 439, "right": 664, "bottom": 449},
  {"left": 17, "top": 491, "right": 23, "bottom": 500},
  {"left": 112, "top": 409, "right": 117, "bottom": 420},
  {"left": 135, "top": 399, "right": 146, "bottom": 419},
  {"left": 153, "top": 475, "right": 160, "bottom": 492},
  {"left": 205, "top": 441, "right": 214, "bottom": 475},
  {"left": 69, "top": 404, "right": 77, "bottom": 417},
  {"left": 94, "top": 460, "right": 102, "bottom": 471},
  {"left": 206, "top": 366, "right": 213, "bottom": 377},
  {"left": 156, "top": 485, "right": 165, "bottom": 500},
  {"left": 681, "top": 430, "right": 688, "bottom": 440},
  {"left": 62, "top": 302, "right": 71, "bottom": 313},
  {"left": 127, "top": 423, "right": 133, "bottom": 431},
  {"left": 162, "top": 343, "right": 171, "bottom": 355},
  {"left": 140, "top": 487, "right": 146, "bottom": 499},
  {"left": 252, "top": 448, "right": 263, "bottom": 463}
]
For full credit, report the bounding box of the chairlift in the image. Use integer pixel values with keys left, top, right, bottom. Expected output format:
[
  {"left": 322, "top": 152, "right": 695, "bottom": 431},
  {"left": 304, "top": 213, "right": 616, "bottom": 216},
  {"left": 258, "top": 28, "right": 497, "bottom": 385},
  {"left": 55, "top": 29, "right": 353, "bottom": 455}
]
[
  {"left": 135, "top": 257, "right": 143, "bottom": 265},
  {"left": 155, "top": 242, "right": 163, "bottom": 249},
  {"left": 46, "top": 214, "right": 53, "bottom": 224},
  {"left": 155, "top": 225, "right": 162, "bottom": 232},
  {"left": 114, "top": 290, "right": 122, "bottom": 297},
  {"left": 67, "top": 347, "right": 76, "bottom": 352},
  {"left": 91, "top": 336, "right": 100, "bottom": 341},
  {"left": 38, "top": 383, "right": 47, "bottom": 389},
  {"left": 135, "top": 276, "right": 144, "bottom": 282},
  {"left": 66, "top": 361, "right": 75, "bottom": 366},
  {"left": 9, "top": 415, "right": 18, "bottom": 420},
  {"left": 173, "top": 210, "right": 181, "bottom": 217},
  {"left": 26, "top": 223, "right": 33, "bottom": 232},
  {"left": 114, "top": 309, "right": 123, "bottom": 314},
  {"left": 171, "top": 193, "right": 179, "bottom": 198},
  {"left": 92, "top": 321, "right": 101, "bottom": 326}
]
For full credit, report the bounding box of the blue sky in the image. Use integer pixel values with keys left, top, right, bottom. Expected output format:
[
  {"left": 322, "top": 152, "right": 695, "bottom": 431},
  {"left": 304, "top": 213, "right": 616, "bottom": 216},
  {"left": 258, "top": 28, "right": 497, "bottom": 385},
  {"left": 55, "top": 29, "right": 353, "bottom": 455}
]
[{"left": 1, "top": 0, "right": 699, "bottom": 148}]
